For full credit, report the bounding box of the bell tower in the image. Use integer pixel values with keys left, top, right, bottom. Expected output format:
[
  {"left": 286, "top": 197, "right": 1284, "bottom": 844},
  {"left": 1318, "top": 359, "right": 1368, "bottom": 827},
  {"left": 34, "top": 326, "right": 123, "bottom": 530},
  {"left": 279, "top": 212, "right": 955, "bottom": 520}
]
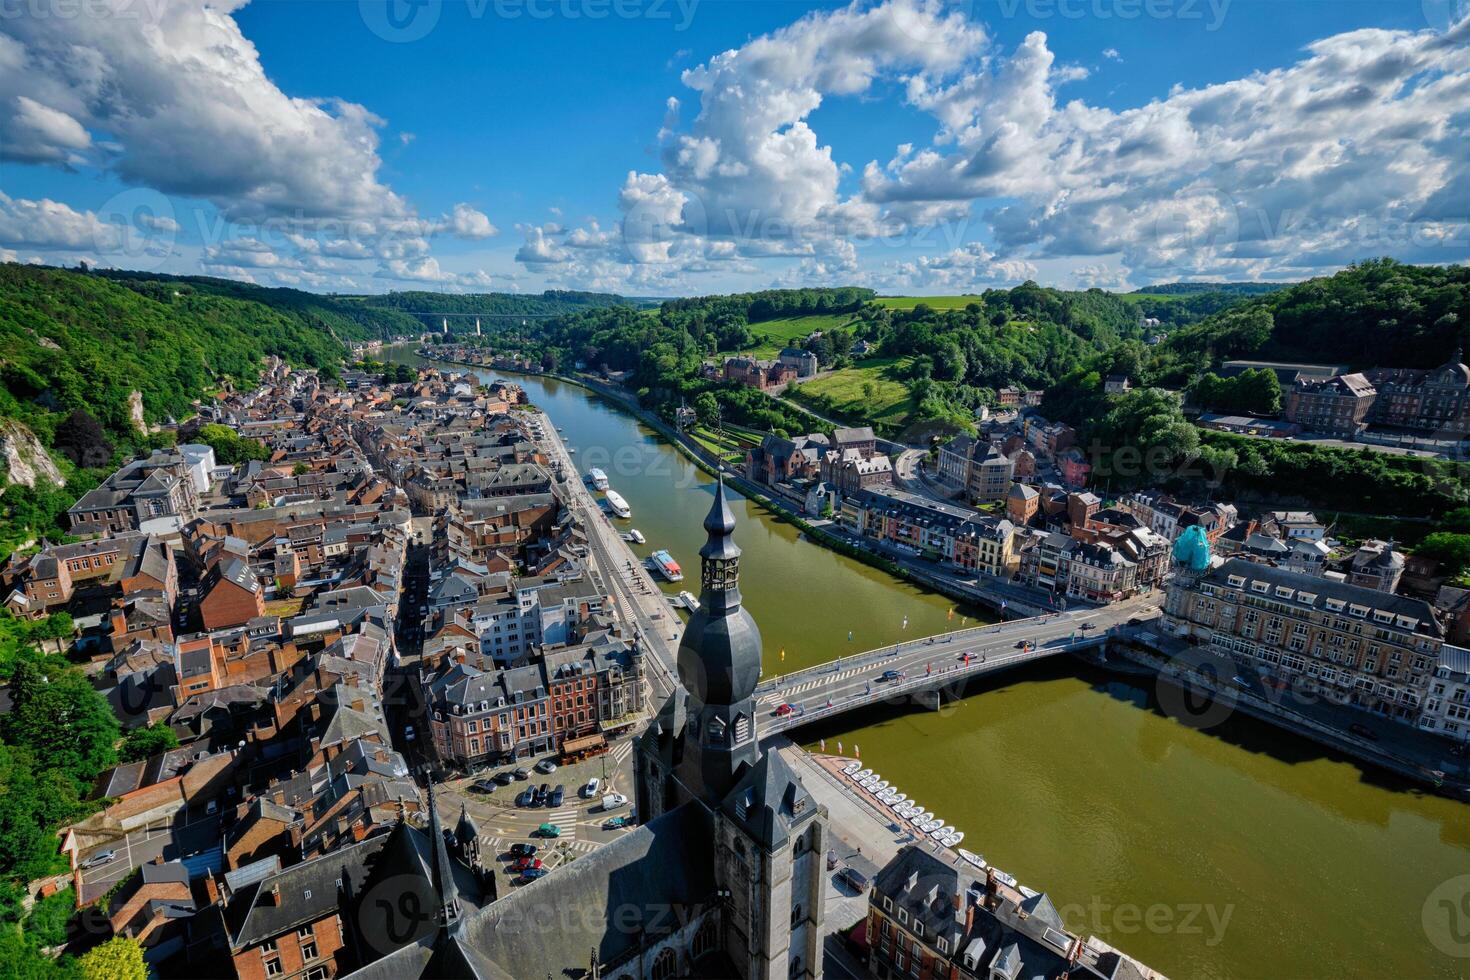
[{"left": 672, "top": 476, "right": 763, "bottom": 805}]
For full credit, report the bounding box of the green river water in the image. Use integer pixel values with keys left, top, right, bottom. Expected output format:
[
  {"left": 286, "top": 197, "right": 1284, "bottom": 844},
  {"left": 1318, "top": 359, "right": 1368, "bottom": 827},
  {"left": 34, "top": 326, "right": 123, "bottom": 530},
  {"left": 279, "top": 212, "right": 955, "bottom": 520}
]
[{"left": 389, "top": 348, "right": 1470, "bottom": 979}]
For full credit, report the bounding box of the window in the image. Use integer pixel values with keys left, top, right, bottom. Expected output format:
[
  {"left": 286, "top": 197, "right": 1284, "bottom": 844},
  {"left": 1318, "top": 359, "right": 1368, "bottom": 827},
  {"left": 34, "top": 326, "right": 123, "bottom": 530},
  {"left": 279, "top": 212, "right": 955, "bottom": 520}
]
[
  {"left": 301, "top": 939, "right": 318, "bottom": 961},
  {"left": 652, "top": 948, "right": 677, "bottom": 980},
  {"left": 305, "top": 969, "right": 328, "bottom": 980},
  {"left": 265, "top": 960, "right": 283, "bottom": 977}
]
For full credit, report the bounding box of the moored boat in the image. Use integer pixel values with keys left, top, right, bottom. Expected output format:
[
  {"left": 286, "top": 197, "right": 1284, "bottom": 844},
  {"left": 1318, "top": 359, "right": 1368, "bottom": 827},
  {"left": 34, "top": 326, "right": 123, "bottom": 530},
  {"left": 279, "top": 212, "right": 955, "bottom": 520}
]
[
  {"left": 959, "top": 848, "right": 985, "bottom": 869},
  {"left": 587, "top": 467, "right": 609, "bottom": 490},
  {"left": 649, "top": 549, "right": 683, "bottom": 581},
  {"left": 941, "top": 831, "right": 965, "bottom": 848},
  {"left": 604, "top": 489, "right": 631, "bottom": 518},
  {"left": 676, "top": 590, "right": 700, "bottom": 612},
  {"left": 628, "top": 528, "right": 645, "bottom": 544}
]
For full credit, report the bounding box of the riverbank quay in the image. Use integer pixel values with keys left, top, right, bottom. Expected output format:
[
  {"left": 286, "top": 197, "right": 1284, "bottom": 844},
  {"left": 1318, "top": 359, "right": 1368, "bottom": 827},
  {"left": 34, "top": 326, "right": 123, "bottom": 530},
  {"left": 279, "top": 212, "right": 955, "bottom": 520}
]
[
  {"left": 417, "top": 350, "right": 1060, "bottom": 619},
  {"left": 1107, "top": 636, "right": 1470, "bottom": 798},
  {"left": 527, "top": 403, "right": 683, "bottom": 699},
  {"left": 778, "top": 742, "right": 1170, "bottom": 980}
]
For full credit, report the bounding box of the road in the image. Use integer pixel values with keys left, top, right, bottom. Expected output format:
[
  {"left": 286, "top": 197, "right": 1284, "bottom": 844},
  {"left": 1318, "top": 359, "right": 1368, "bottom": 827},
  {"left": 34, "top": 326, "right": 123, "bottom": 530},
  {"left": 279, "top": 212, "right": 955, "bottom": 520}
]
[
  {"left": 757, "top": 596, "right": 1158, "bottom": 733},
  {"left": 531, "top": 414, "right": 683, "bottom": 701}
]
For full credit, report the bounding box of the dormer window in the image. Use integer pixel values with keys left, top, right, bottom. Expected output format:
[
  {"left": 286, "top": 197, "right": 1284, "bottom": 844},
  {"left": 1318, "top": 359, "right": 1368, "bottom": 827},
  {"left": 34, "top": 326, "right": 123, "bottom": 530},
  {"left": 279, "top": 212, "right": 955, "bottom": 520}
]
[
  {"left": 1250, "top": 581, "right": 1269, "bottom": 594},
  {"left": 708, "top": 717, "right": 726, "bottom": 744}
]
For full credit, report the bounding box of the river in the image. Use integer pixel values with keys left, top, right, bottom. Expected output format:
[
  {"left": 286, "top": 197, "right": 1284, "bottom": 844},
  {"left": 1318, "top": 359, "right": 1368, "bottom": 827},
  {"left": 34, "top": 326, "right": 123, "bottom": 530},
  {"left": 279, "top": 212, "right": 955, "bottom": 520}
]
[{"left": 387, "top": 348, "right": 1470, "bottom": 979}]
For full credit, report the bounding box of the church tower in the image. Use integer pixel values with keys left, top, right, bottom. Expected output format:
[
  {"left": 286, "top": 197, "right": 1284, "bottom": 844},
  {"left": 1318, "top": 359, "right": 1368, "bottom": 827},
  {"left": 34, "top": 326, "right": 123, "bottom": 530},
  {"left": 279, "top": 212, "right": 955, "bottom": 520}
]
[{"left": 673, "top": 476, "right": 763, "bottom": 804}]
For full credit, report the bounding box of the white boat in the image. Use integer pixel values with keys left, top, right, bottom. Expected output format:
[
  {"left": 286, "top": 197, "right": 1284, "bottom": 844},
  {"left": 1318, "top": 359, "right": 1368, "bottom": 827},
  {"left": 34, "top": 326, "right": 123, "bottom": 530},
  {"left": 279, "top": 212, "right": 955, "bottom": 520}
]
[
  {"left": 932, "top": 825, "right": 955, "bottom": 840},
  {"left": 842, "top": 762, "right": 861, "bottom": 775},
  {"left": 959, "top": 849, "right": 985, "bottom": 870},
  {"left": 890, "top": 793, "right": 907, "bottom": 807},
  {"left": 941, "top": 831, "right": 965, "bottom": 848},
  {"left": 587, "top": 467, "right": 609, "bottom": 490},
  {"left": 992, "top": 869, "right": 1018, "bottom": 889},
  {"left": 854, "top": 769, "right": 872, "bottom": 782},
  {"left": 604, "top": 490, "right": 631, "bottom": 518},
  {"left": 676, "top": 590, "right": 700, "bottom": 612},
  {"left": 913, "top": 811, "right": 933, "bottom": 827},
  {"left": 895, "top": 803, "right": 914, "bottom": 818},
  {"left": 628, "top": 528, "right": 645, "bottom": 544},
  {"left": 567, "top": 447, "right": 576, "bottom": 454},
  {"left": 922, "top": 818, "right": 944, "bottom": 834},
  {"left": 649, "top": 549, "right": 683, "bottom": 581},
  {"left": 873, "top": 780, "right": 890, "bottom": 792},
  {"left": 1019, "top": 885, "right": 1041, "bottom": 900}
]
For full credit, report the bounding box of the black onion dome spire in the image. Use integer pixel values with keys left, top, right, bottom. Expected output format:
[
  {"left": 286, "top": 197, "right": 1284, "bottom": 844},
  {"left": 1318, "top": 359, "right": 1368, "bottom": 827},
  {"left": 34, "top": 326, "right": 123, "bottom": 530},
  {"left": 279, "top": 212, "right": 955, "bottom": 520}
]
[{"left": 676, "top": 474, "right": 762, "bottom": 708}]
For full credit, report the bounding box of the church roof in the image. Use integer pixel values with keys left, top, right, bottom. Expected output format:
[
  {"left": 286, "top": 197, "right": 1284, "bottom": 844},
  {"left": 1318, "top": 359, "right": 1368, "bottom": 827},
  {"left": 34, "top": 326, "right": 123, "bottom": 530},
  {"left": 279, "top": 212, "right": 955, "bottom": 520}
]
[
  {"left": 445, "top": 801, "right": 719, "bottom": 979},
  {"left": 722, "top": 750, "right": 818, "bottom": 850}
]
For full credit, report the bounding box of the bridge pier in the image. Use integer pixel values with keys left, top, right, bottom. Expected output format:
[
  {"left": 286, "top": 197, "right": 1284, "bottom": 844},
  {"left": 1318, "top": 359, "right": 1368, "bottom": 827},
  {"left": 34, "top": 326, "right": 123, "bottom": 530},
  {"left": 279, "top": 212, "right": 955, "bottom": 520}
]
[{"left": 917, "top": 687, "right": 944, "bottom": 711}]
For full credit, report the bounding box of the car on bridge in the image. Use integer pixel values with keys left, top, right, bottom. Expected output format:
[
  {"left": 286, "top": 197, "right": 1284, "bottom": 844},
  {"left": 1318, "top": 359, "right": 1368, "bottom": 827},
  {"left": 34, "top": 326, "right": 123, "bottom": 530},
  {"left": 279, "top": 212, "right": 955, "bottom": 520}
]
[
  {"left": 878, "top": 669, "right": 905, "bottom": 682},
  {"left": 774, "top": 703, "right": 795, "bottom": 717}
]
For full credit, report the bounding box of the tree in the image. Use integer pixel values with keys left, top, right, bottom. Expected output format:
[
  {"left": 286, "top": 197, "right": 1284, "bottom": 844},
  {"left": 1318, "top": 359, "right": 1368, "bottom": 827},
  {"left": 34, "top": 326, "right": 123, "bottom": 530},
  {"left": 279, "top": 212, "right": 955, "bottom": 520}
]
[
  {"left": 118, "top": 722, "right": 179, "bottom": 763},
  {"left": 291, "top": 463, "right": 310, "bottom": 476},
  {"left": 78, "top": 936, "right": 146, "bottom": 980},
  {"left": 195, "top": 424, "right": 268, "bottom": 466},
  {"left": 3, "top": 657, "right": 120, "bottom": 791},
  {"left": 693, "top": 392, "right": 720, "bottom": 426},
  {"left": 1417, "top": 532, "right": 1470, "bottom": 578},
  {"left": 52, "top": 410, "right": 114, "bottom": 469}
]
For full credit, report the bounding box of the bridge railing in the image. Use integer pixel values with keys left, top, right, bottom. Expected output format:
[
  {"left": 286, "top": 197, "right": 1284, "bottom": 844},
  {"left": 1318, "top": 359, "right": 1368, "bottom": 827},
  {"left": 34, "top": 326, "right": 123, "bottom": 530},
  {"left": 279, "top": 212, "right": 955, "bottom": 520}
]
[
  {"left": 758, "top": 612, "right": 1081, "bottom": 692},
  {"left": 764, "top": 633, "right": 1108, "bottom": 731}
]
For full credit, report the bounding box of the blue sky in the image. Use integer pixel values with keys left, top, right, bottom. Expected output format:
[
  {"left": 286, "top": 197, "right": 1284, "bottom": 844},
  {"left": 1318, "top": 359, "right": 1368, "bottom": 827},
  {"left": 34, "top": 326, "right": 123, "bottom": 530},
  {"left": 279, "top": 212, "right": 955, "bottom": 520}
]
[{"left": 1, "top": 0, "right": 1467, "bottom": 295}]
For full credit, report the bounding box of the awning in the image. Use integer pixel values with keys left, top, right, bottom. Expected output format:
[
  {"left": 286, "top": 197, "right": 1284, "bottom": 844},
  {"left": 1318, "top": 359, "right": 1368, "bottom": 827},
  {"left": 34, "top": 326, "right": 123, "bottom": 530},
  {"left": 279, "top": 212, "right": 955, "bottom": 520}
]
[{"left": 562, "top": 733, "right": 607, "bottom": 755}]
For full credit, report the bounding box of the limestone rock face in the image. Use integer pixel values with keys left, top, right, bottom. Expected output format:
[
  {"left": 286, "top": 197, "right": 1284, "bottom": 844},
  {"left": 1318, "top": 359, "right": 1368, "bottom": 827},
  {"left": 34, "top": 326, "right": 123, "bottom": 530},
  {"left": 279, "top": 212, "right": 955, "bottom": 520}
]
[
  {"left": 0, "top": 420, "right": 65, "bottom": 487},
  {"left": 128, "top": 390, "right": 148, "bottom": 434}
]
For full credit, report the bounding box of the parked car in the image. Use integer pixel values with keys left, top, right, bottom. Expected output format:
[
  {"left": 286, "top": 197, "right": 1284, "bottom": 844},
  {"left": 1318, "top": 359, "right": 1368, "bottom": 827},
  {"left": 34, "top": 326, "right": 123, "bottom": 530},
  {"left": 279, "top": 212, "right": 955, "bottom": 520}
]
[
  {"left": 601, "top": 793, "right": 628, "bottom": 811},
  {"left": 534, "top": 783, "right": 550, "bottom": 806},
  {"left": 602, "top": 815, "right": 630, "bottom": 830},
  {"left": 513, "top": 767, "right": 531, "bottom": 781},
  {"left": 537, "top": 823, "right": 562, "bottom": 838},
  {"left": 550, "top": 785, "right": 565, "bottom": 808},
  {"left": 582, "top": 777, "right": 601, "bottom": 798},
  {"left": 1349, "top": 723, "right": 1380, "bottom": 742},
  {"left": 493, "top": 770, "right": 516, "bottom": 785},
  {"left": 472, "top": 779, "right": 498, "bottom": 794},
  {"left": 774, "top": 703, "right": 794, "bottom": 717},
  {"left": 535, "top": 759, "right": 558, "bottom": 774},
  {"left": 509, "top": 842, "right": 538, "bottom": 858},
  {"left": 520, "top": 867, "right": 549, "bottom": 882},
  {"left": 516, "top": 789, "right": 535, "bottom": 808},
  {"left": 838, "top": 866, "right": 870, "bottom": 892},
  {"left": 80, "top": 850, "right": 117, "bottom": 870},
  {"left": 513, "top": 856, "right": 542, "bottom": 872}
]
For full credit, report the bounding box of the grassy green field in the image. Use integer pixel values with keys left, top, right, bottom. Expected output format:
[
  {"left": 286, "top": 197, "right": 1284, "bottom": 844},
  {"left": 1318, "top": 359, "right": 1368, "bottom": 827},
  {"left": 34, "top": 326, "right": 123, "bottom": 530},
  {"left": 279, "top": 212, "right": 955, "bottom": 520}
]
[
  {"left": 787, "top": 356, "right": 915, "bottom": 430},
  {"left": 873, "top": 296, "right": 982, "bottom": 311},
  {"left": 741, "top": 314, "right": 858, "bottom": 358}
]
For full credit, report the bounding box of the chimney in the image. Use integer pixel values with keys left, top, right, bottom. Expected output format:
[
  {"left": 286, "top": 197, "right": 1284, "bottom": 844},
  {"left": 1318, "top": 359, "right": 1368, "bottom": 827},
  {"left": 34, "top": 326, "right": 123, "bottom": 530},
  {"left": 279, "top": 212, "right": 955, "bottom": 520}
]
[
  {"left": 265, "top": 884, "right": 280, "bottom": 907},
  {"left": 203, "top": 871, "right": 220, "bottom": 905}
]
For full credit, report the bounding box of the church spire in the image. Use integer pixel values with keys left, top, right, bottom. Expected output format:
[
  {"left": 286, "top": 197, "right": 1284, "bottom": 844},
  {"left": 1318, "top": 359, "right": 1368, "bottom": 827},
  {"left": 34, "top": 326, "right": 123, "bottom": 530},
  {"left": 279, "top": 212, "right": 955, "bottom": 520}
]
[
  {"left": 674, "top": 473, "right": 763, "bottom": 804},
  {"left": 699, "top": 475, "right": 742, "bottom": 612}
]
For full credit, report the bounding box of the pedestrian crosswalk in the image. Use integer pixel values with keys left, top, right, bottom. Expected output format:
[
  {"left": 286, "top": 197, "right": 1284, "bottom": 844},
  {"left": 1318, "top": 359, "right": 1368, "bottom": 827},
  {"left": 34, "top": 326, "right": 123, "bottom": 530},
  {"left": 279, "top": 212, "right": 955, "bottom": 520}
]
[
  {"left": 609, "top": 740, "right": 633, "bottom": 765},
  {"left": 758, "top": 665, "right": 869, "bottom": 703}
]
